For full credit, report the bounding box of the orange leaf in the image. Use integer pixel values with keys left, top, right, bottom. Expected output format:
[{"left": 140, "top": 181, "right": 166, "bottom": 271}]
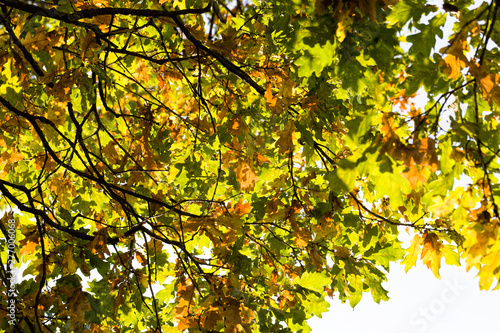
[
  {"left": 294, "top": 234, "right": 309, "bottom": 248},
  {"left": 255, "top": 153, "right": 270, "bottom": 164},
  {"left": 401, "top": 158, "right": 427, "bottom": 189},
  {"left": 471, "top": 63, "right": 500, "bottom": 105},
  {"left": 136, "top": 252, "right": 147, "bottom": 265},
  {"left": 265, "top": 84, "right": 277, "bottom": 107},
  {"left": 236, "top": 159, "right": 258, "bottom": 191},
  {"left": 234, "top": 199, "right": 251, "bottom": 215},
  {"left": 20, "top": 240, "right": 37, "bottom": 256}
]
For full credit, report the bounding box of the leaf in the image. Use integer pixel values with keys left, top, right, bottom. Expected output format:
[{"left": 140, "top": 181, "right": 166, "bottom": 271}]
[
  {"left": 296, "top": 271, "right": 331, "bottom": 293},
  {"left": 402, "top": 234, "right": 423, "bottom": 273},
  {"left": 275, "top": 121, "right": 295, "bottom": 154},
  {"left": 336, "top": 11, "right": 353, "bottom": 42},
  {"left": 265, "top": 84, "right": 277, "bottom": 108},
  {"left": 236, "top": 159, "right": 258, "bottom": 191},
  {"left": 478, "top": 248, "right": 500, "bottom": 290},
  {"left": 20, "top": 240, "right": 37, "bottom": 256},
  {"left": 407, "top": 14, "right": 445, "bottom": 57},
  {"left": 326, "top": 157, "right": 358, "bottom": 193},
  {"left": 441, "top": 55, "right": 466, "bottom": 79},
  {"left": 62, "top": 245, "right": 78, "bottom": 274},
  {"left": 420, "top": 233, "right": 443, "bottom": 279},
  {"left": 470, "top": 62, "right": 500, "bottom": 106},
  {"left": 386, "top": 0, "right": 435, "bottom": 27},
  {"left": 87, "top": 228, "right": 110, "bottom": 259},
  {"left": 234, "top": 199, "right": 252, "bottom": 215},
  {"left": 295, "top": 40, "right": 336, "bottom": 77},
  {"left": 80, "top": 31, "right": 100, "bottom": 60},
  {"left": 401, "top": 157, "right": 427, "bottom": 189}
]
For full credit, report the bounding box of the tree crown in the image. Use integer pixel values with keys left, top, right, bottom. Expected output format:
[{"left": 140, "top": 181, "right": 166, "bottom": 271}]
[{"left": 0, "top": 0, "right": 499, "bottom": 332}]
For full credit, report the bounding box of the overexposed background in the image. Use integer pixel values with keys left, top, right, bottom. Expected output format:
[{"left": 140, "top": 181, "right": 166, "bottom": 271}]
[{"left": 308, "top": 261, "right": 499, "bottom": 333}]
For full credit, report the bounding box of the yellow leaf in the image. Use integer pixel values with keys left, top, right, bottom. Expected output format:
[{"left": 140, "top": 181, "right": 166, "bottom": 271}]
[
  {"left": 401, "top": 234, "right": 423, "bottom": 272},
  {"left": 441, "top": 55, "right": 465, "bottom": 79},
  {"left": 336, "top": 11, "right": 353, "bottom": 42},
  {"left": 477, "top": 245, "right": 500, "bottom": 290},
  {"left": 421, "top": 233, "right": 443, "bottom": 279},
  {"left": 63, "top": 245, "right": 78, "bottom": 274}
]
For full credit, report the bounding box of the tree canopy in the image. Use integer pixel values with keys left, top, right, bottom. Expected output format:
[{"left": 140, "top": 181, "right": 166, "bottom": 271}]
[{"left": 0, "top": 0, "right": 499, "bottom": 331}]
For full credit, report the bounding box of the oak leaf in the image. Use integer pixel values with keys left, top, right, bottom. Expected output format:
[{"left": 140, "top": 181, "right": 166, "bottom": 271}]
[
  {"left": 401, "top": 158, "right": 427, "bottom": 189},
  {"left": 441, "top": 54, "right": 466, "bottom": 79},
  {"left": 87, "top": 228, "right": 110, "bottom": 259},
  {"left": 20, "top": 240, "right": 37, "bottom": 256},
  {"left": 62, "top": 245, "right": 78, "bottom": 274},
  {"left": 401, "top": 234, "right": 423, "bottom": 272},
  {"left": 275, "top": 121, "right": 295, "bottom": 154},
  {"left": 235, "top": 159, "right": 258, "bottom": 191}
]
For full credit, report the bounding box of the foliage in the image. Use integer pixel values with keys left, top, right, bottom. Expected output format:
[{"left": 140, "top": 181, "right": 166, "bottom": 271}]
[{"left": 0, "top": 0, "right": 499, "bottom": 331}]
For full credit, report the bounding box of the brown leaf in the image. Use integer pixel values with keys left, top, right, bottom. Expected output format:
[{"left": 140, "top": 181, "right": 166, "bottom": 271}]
[
  {"left": 275, "top": 121, "right": 295, "bottom": 154},
  {"left": 81, "top": 31, "right": 100, "bottom": 60},
  {"left": 61, "top": 245, "right": 78, "bottom": 274},
  {"left": 87, "top": 228, "right": 110, "bottom": 259},
  {"left": 235, "top": 159, "right": 258, "bottom": 191},
  {"left": 50, "top": 69, "right": 82, "bottom": 102},
  {"left": 359, "top": 0, "right": 378, "bottom": 21}
]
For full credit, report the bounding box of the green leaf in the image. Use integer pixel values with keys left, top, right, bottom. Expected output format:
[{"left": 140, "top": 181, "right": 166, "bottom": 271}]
[
  {"left": 296, "top": 271, "right": 331, "bottom": 293},
  {"left": 386, "top": 0, "right": 436, "bottom": 28}
]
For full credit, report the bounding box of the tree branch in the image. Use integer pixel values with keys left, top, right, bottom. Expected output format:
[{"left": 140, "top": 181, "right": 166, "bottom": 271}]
[
  {"left": 172, "top": 15, "right": 266, "bottom": 95},
  {"left": 0, "top": 96, "right": 202, "bottom": 218},
  {"left": 0, "top": 14, "right": 45, "bottom": 77},
  {"left": 0, "top": 0, "right": 211, "bottom": 21}
]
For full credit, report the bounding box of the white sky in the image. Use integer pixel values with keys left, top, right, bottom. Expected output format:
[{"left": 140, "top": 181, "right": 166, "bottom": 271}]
[{"left": 308, "top": 260, "right": 500, "bottom": 333}]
